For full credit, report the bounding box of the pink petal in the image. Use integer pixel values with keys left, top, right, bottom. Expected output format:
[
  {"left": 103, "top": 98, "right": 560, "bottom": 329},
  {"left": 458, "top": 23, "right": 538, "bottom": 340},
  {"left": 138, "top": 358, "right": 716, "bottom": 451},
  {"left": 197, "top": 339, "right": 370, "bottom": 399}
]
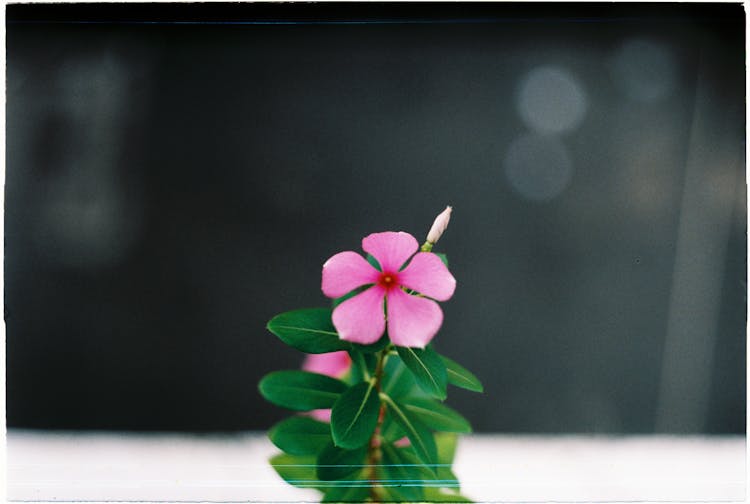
[
  {"left": 426, "top": 206, "right": 452, "bottom": 244},
  {"left": 398, "top": 252, "right": 456, "bottom": 301},
  {"left": 394, "top": 437, "right": 411, "bottom": 447},
  {"left": 386, "top": 288, "right": 444, "bottom": 348},
  {"left": 322, "top": 251, "right": 380, "bottom": 298},
  {"left": 331, "top": 285, "right": 386, "bottom": 344},
  {"left": 309, "top": 409, "right": 332, "bottom": 422},
  {"left": 362, "top": 232, "right": 418, "bottom": 272},
  {"left": 302, "top": 351, "right": 352, "bottom": 378}
]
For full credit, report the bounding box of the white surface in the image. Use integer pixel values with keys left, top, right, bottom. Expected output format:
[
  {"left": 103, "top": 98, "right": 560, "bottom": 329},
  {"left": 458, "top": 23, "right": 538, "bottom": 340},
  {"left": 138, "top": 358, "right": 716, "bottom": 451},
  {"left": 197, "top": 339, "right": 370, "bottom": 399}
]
[{"left": 6, "top": 430, "right": 746, "bottom": 502}]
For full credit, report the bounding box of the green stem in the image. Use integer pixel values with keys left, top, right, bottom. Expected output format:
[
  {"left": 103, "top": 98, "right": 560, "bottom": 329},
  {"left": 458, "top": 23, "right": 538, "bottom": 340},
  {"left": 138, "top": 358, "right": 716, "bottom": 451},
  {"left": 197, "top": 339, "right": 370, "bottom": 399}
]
[{"left": 365, "top": 345, "right": 391, "bottom": 502}]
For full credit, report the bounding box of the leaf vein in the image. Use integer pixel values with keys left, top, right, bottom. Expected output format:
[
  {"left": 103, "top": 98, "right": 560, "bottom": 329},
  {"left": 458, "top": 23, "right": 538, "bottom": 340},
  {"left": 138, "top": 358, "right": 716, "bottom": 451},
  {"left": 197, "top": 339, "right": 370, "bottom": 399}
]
[
  {"left": 406, "top": 348, "right": 439, "bottom": 392},
  {"left": 341, "top": 382, "right": 375, "bottom": 440},
  {"left": 384, "top": 396, "right": 430, "bottom": 462},
  {"left": 272, "top": 325, "right": 339, "bottom": 336}
]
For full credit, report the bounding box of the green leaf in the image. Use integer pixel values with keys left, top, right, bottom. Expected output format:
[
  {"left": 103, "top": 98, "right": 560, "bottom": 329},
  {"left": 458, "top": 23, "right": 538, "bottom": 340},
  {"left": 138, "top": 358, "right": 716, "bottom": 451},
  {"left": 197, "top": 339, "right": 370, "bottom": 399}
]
[
  {"left": 396, "top": 345, "right": 448, "bottom": 400},
  {"left": 372, "top": 474, "right": 404, "bottom": 502},
  {"left": 269, "top": 416, "right": 332, "bottom": 455},
  {"left": 259, "top": 371, "right": 347, "bottom": 411},
  {"left": 316, "top": 442, "right": 367, "bottom": 481},
  {"left": 383, "top": 394, "right": 438, "bottom": 466},
  {"left": 379, "top": 443, "right": 427, "bottom": 502},
  {"left": 348, "top": 350, "right": 375, "bottom": 382},
  {"left": 375, "top": 448, "right": 466, "bottom": 502},
  {"left": 392, "top": 444, "right": 461, "bottom": 494},
  {"left": 270, "top": 453, "right": 321, "bottom": 489},
  {"left": 434, "top": 252, "right": 449, "bottom": 267},
  {"left": 321, "top": 473, "right": 371, "bottom": 503},
  {"left": 375, "top": 484, "right": 416, "bottom": 502},
  {"left": 332, "top": 287, "right": 366, "bottom": 309},
  {"left": 267, "top": 308, "right": 351, "bottom": 354},
  {"left": 403, "top": 398, "right": 472, "bottom": 433},
  {"left": 435, "top": 432, "right": 459, "bottom": 465},
  {"left": 380, "top": 414, "right": 406, "bottom": 443},
  {"left": 397, "top": 445, "right": 440, "bottom": 479},
  {"left": 440, "top": 355, "right": 484, "bottom": 393},
  {"left": 366, "top": 254, "right": 382, "bottom": 271},
  {"left": 423, "top": 488, "right": 473, "bottom": 502},
  {"left": 435, "top": 432, "right": 461, "bottom": 491},
  {"left": 381, "top": 354, "right": 420, "bottom": 399},
  {"left": 331, "top": 381, "right": 381, "bottom": 449},
  {"left": 374, "top": 466, "right": 422, "bottom": 503},
  {"left": 436, "top": 466, "right": 460, "bottom": 492},
  {"left": 351, "top": 332, "right": 390, "bottom": 353}
]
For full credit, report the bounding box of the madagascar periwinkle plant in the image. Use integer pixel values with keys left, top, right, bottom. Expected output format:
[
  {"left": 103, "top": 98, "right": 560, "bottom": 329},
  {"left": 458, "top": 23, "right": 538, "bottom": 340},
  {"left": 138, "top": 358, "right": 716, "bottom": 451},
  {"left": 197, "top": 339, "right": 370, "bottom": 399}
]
[{"left": 259, "top": 207, "right": 483, "bottom": 503}]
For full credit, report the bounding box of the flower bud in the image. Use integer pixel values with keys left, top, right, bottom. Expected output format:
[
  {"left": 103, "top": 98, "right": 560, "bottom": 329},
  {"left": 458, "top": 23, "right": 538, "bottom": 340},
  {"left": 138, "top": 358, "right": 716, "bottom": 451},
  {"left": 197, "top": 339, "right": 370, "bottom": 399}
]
[{"left": 426, "top": 205, "right": 452, "bottom": 245}]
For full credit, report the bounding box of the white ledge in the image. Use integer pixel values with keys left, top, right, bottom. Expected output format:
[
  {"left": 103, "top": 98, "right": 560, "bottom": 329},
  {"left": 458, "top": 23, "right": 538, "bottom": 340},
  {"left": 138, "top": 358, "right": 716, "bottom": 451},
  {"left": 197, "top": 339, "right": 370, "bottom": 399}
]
[{"left": 6, "top": 430, "right": 746, "bottom": 502}]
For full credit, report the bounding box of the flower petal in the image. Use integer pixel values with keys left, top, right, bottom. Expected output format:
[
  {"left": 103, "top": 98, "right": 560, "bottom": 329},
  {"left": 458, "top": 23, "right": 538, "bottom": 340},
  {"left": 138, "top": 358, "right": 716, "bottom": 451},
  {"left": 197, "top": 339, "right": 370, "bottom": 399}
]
[
  {"left": 362, "top": 231, "right": 418, "bottom": 272},
  {"left": 302, "top": 351, "right": 352, "bottom": 378},
  {"left": 386, "top": 288, "right": 443, "bottom": 348},
  {"left": 399, "top": 252, "right": 456, "bottom": 301},
  {"left": 322, "top": 251, "right": 380, "bottom": 298},
  {"left": 309, "top": 409, "right": 332, "bottom": 422},
  {"left": 332, "top": 285, "right": 386, "bottom": 344}
]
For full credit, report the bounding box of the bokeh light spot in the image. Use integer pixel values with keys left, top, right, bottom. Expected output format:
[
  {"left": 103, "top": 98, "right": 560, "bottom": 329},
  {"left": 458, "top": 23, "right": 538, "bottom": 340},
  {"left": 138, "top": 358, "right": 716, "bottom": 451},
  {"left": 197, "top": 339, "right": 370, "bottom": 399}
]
[
  {"left": 504, "top": 133, "right": 573, "bottom": 202},
  {"left": 516, "top": 66, "right": 588, "bottom": 135},
  {"left": 611, "top": 38, "right": 677, "bottom": 103}
]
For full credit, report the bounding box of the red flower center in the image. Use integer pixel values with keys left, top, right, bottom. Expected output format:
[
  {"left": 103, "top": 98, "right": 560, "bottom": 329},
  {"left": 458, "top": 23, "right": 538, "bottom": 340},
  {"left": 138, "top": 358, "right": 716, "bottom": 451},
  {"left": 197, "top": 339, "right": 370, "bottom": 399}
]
[{"left": 378, "top": 272, "right": 399, "bottom": 290}]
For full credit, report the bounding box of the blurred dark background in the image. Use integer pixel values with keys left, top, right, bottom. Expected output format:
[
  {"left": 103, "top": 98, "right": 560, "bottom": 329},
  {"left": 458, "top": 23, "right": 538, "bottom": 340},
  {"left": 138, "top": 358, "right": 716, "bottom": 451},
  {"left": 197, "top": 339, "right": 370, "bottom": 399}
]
[{"left": 6, "top": 3, "right": 745, "bottom": 434}]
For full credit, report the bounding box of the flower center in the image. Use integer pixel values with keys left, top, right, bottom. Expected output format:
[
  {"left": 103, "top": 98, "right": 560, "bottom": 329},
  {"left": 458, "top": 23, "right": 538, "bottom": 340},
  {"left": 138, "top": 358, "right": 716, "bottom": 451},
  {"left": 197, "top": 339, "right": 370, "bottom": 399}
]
[{"left": 378, "top": 272, "right": 399, "bottom": 290}]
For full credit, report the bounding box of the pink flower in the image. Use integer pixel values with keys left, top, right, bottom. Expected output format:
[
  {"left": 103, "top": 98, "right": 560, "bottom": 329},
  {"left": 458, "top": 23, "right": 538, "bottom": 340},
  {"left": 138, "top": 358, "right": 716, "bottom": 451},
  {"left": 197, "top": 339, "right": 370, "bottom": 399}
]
[
  {"left": 321, "top": 231, "right": 456, "bottom": 348},
  {"left": 302, "top": 351, "right": 352, "bottom": 422}
]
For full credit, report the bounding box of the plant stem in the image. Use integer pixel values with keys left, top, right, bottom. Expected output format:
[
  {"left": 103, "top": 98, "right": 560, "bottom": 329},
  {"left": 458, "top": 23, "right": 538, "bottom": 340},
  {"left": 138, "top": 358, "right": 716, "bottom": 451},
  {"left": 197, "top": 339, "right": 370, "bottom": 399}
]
[{"left": 366, "top": 345, "right": 391, "bottom": 502}]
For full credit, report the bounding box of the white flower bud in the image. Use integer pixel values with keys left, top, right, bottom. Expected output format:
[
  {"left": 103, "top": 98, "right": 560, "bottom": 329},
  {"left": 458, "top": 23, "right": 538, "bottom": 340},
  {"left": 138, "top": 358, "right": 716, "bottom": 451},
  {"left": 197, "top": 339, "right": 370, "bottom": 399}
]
[{"left": 426, "top": 206, "right": 452, "bottom": 244}]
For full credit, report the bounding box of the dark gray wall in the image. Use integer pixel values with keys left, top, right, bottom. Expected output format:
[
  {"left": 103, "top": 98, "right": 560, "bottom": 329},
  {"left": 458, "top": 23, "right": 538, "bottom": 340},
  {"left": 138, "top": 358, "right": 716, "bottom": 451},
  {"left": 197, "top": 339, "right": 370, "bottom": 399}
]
[{"left": 6, "top": 4, "right": 745, "bottom": 433}]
